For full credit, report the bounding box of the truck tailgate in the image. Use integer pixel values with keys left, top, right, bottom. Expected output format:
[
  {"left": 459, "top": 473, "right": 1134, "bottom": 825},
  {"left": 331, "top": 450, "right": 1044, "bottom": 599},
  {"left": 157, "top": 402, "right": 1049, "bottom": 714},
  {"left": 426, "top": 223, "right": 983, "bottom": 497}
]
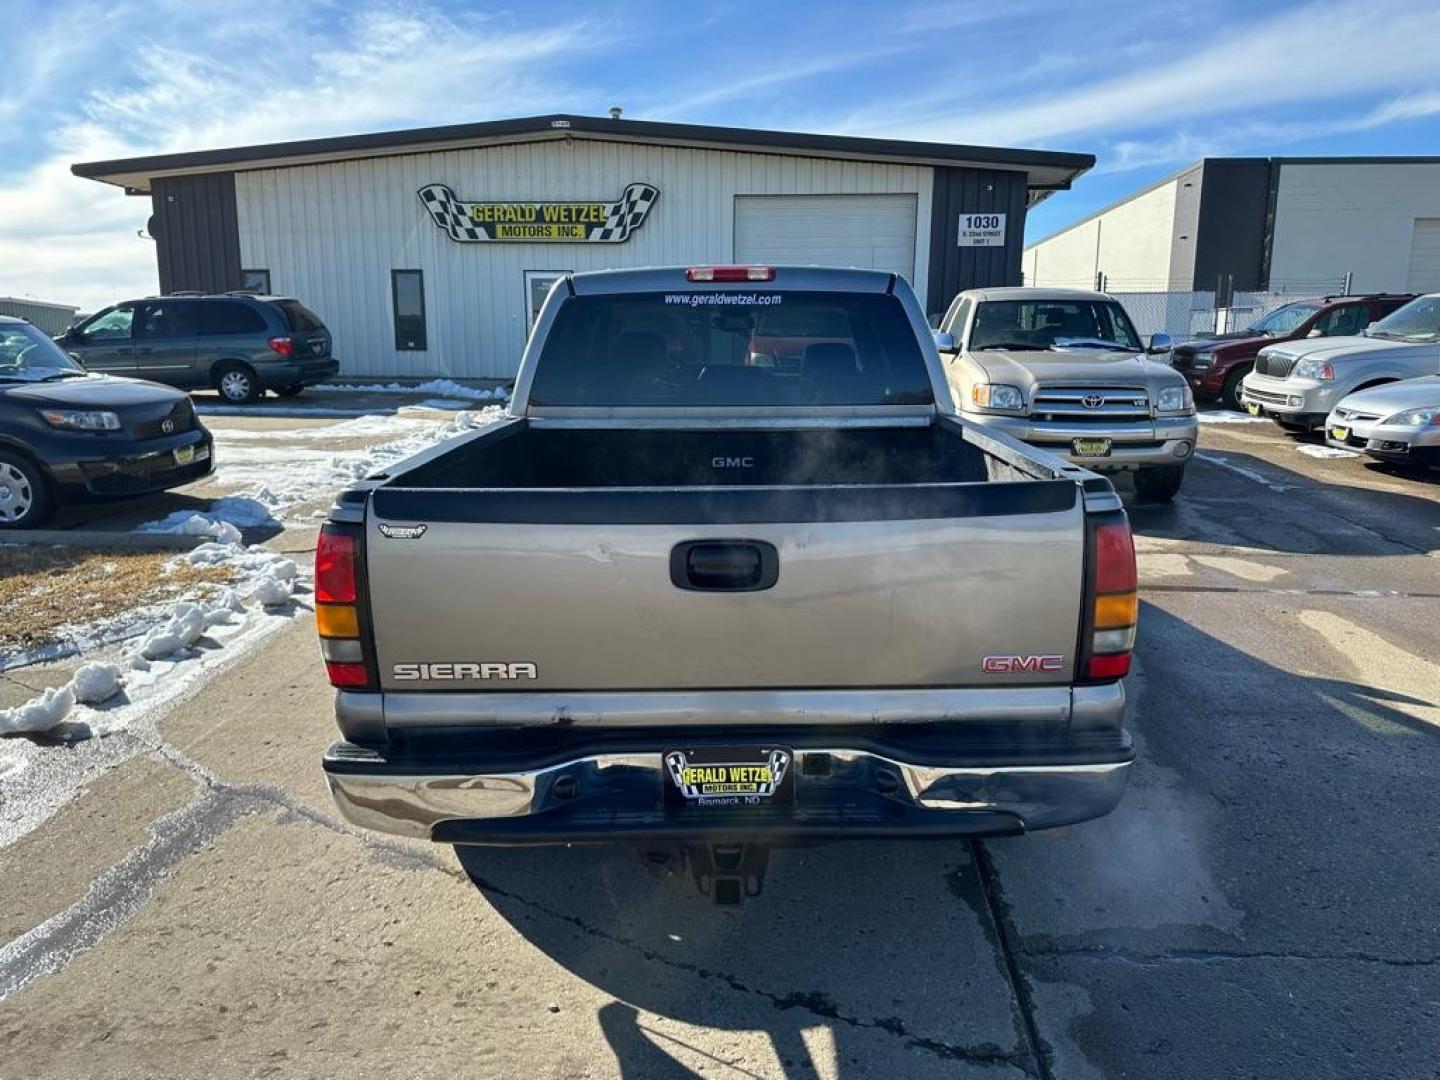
[{"left": 364, "top": 482, "right": 1085, "bottom": 691}]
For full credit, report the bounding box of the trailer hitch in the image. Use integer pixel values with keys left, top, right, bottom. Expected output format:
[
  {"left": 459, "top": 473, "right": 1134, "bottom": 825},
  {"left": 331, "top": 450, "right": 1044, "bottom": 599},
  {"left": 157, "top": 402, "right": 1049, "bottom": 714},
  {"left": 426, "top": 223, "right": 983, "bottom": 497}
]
[{"left": 686, "top": 842, "right": 771, "bottom": 905}]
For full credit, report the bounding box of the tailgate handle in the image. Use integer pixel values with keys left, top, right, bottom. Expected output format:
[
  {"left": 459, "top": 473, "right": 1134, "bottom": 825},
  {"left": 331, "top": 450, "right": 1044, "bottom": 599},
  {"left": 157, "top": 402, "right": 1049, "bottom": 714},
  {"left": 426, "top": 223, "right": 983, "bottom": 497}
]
[{"left": 671, "top": 540, "right": 779, "bottom": 592}]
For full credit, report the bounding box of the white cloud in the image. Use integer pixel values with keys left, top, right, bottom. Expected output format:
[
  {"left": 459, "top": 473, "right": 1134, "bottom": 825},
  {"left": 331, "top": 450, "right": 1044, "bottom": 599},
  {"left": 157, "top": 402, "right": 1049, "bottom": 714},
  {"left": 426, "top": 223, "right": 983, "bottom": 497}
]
[
  {"left": 839, "top": 0, "right": 1440, "bottom": 148},
  {"left": 0, "top": 2, "right": 596, "bottom": 311}
]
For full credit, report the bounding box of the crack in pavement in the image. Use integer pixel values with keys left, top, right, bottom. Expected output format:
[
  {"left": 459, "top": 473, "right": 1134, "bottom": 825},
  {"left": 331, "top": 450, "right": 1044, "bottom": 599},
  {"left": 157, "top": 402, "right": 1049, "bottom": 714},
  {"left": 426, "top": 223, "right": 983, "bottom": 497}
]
[{"left": 1023, "top": 944, "right": 1440, "bottom": 969}]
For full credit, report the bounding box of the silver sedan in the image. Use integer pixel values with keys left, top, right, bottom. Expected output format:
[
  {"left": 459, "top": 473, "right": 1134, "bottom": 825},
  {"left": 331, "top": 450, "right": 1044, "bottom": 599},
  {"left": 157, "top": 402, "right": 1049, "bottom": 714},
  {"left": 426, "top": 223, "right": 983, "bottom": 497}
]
[{"left": 1325, "top": 376, "right": 1440, "bottom": 467}]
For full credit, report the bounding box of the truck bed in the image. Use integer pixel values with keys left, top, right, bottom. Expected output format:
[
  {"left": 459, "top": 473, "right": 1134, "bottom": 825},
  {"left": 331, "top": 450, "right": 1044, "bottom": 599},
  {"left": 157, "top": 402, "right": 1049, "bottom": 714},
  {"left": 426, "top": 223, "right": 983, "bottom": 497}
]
[{"left": 358, "top": 417, "right": 1089, "bottom": 695}]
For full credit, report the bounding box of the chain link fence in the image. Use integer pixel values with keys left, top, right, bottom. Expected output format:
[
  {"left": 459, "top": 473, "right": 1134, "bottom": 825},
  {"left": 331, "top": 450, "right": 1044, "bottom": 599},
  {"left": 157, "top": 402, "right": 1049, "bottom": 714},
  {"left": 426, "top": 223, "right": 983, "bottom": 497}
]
[{"left": 1026, "top": 275, "right": 1352, "bottom": 343}]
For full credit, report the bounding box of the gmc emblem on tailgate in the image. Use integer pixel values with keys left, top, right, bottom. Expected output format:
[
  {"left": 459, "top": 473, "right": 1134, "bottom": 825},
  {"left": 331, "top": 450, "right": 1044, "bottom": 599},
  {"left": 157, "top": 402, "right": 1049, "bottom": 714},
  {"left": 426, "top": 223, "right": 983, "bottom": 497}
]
[{"left": 982, "top": 654, "right": 1065, "bottom": 674}]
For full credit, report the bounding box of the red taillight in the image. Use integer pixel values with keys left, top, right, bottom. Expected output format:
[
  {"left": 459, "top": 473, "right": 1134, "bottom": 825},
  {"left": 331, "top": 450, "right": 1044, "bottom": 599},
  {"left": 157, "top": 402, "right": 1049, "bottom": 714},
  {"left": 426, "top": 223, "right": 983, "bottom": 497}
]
[
  {"left": 1093, "top": 521, "right": 1137, "bottom": 593},
  {"left": 1085, "top": 517, "right": 1138, "bottom": 681},
  {"left": 315, "top": 528, "right": 356, "bottom": 603},
  {"left": 324, "top": 661, "right": 370, "bottom": 687},
  {"left": 1087, "top": 653, "right": 1132, "bottom": 679},
  {"left": 268, "top": 335, "right": 294, "bottom": 357},
  {"left": 685, "top": 265, "right": 775, "bottom": 282}
]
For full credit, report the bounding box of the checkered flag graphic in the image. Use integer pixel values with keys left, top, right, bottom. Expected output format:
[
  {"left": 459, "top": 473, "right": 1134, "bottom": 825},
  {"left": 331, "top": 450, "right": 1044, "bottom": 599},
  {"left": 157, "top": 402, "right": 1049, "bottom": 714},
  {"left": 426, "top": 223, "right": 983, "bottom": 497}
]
[
  {"left": 593, "top": 183, "right": 661, "bottom": 242},
  {"left": 417, "top": 184, "right": 487, "bottom": 242}
]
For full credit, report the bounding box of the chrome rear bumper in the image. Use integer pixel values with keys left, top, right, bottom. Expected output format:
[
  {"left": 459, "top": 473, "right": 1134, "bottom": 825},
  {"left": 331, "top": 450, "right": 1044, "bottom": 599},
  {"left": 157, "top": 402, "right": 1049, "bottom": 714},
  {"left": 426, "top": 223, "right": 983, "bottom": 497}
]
[{"left": 323, "top": 743, "right": 1133, "bottom": 842}]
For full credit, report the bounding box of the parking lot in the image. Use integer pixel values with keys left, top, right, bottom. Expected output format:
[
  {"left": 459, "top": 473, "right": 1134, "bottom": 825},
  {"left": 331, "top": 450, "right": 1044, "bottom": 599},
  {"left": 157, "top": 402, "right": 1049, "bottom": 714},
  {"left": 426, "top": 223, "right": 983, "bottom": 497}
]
[{"left": 1, "top": 407, "right": 1438, "bottom": 1079}]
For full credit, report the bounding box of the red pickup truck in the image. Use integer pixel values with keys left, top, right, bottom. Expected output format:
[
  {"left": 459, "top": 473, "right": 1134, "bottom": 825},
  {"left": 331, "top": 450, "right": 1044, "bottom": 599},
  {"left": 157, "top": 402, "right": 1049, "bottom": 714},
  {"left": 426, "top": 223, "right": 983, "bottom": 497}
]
[{"left": 1171, "top": 293, "right": 1415, "bottom": 411}]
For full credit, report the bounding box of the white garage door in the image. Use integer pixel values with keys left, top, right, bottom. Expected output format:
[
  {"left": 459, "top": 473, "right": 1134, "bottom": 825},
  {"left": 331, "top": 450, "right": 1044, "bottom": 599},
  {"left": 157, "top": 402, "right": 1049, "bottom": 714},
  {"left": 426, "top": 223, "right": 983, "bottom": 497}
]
[
  {"left": 734, "top": 194, "right": 918, "bottom": 283},
  {"left": 1406, "top": 219, "right": 1440, "bottom": 293}
]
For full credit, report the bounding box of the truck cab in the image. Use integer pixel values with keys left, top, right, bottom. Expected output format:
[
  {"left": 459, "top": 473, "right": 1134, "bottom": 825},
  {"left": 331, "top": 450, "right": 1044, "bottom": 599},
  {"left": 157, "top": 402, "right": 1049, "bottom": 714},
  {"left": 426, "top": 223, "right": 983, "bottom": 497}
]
[{"left": 935, "top": 287, "right": 1198, "bottom": 501}]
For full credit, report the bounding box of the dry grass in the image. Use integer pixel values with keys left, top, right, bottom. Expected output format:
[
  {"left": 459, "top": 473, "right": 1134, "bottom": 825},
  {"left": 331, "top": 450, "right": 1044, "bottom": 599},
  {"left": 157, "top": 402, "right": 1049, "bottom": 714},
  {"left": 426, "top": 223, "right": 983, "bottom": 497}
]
[{"left": 0, "top": 547, "right": 235, "bottom": 652}]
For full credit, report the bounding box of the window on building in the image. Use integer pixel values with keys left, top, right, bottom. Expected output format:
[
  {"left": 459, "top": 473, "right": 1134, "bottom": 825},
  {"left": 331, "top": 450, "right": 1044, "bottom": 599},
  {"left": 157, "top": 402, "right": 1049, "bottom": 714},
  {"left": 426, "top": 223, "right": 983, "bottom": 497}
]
[
  {"left": 196, "top": 300, "right": 267, "bottom": 335},
  {"left": 392, "top": 270, "right": 427, "bottom": 351},
  {"left": 525, "top": 271, "right": 569, "bottom": 330},
  {"left": 240, "top": 269, "right": 271, "bottom": 294}
]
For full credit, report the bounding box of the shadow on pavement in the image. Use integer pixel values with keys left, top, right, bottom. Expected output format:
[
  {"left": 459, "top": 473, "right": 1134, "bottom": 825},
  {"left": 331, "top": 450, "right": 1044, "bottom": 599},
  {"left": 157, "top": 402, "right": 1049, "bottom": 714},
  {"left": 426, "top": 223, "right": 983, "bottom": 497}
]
[
  {"left": 1121, "top": 445, "right": 1440, "bottom": 555},
  {"left": 456, "top": 838, "right": 1029, "bottom": 1079}
]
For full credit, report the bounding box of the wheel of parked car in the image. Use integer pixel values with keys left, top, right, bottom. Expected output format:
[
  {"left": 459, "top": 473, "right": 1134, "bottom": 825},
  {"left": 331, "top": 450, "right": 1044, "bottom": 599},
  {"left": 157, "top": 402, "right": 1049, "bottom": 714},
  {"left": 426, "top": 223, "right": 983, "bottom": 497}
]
[
  {"left": 1221, "top": 366, "right": 1251, "bottom": 412},
  {"left": 1133, "top": 465, "right": 1185, "bottom": 502},
  {"left": 272, "top": 385, "right": 306, "bottom": 398},
  {"left": 0, "top": 450, "right": 51, "bottom": 529},
  {"left": 215, "top": 362, "right": 261, "bottom": 404}
]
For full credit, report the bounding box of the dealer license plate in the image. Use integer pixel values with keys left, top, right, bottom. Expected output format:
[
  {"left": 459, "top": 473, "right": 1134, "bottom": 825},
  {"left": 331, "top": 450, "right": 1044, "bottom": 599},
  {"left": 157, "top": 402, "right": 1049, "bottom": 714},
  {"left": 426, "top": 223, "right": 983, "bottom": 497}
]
[
  {"left": 1245, "top": 401, "right": 1261, "bottom": 415},
  {"left": 664, "top": 747, "right": 793, "bottom": 808},
  {"left": 173, "top": 445, "right": 196, "bottom": 466},
  {"left": 1071, "top": 437, "right": 1113, "bottom": 458},
  {"left": 1330, "top": 425, "right": 1350, "bottom": 443}
]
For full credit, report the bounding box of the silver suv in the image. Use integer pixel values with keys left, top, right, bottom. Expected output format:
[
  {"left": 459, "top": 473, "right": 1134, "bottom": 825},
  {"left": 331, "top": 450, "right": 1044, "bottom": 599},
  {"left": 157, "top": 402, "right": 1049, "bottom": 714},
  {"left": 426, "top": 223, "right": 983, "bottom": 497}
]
[
  {"left": 57, "top": 293, "right": 338, "bottom": 404},
  {"left": 1241, "top": 294, "right": 1440, "bottom": 431}
]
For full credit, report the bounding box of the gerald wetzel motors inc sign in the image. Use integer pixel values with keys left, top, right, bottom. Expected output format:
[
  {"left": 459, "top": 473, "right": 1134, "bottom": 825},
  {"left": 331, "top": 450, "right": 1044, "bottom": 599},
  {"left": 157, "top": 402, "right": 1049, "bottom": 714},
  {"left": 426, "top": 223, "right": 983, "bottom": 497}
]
[{"left": 418, "top": 182, "right": 660, "bottom": 243}]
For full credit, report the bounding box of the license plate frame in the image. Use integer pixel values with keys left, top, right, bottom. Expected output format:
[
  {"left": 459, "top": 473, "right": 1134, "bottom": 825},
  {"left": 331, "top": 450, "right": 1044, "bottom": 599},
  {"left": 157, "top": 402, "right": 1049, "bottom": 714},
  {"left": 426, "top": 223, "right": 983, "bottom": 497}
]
[
  {"left": 1071, "top": 437, "right": 1113, "bottom": 458},
  {"left": 173, "top": 445, "right": 196, "bottom": 466},
  {"left": 1330, "top": 425, "right": 1350, "bottom": 443},
  {"left": 1245, "top": 401, "right": 1262, "bottom": 416},
  {"left": 663, "top": 746, "right": 794, "bottom": 809}
]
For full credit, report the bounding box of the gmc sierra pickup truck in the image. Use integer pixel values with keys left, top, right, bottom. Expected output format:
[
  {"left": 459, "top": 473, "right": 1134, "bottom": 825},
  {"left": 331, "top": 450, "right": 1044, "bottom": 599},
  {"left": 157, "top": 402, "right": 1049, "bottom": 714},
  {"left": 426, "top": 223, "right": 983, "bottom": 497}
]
[
  {"left": 317, "top": 266, "right": 1137, "bottom": 903},
  {"left": 934, "top": 287, "right": 1197, "bottom": 501}
]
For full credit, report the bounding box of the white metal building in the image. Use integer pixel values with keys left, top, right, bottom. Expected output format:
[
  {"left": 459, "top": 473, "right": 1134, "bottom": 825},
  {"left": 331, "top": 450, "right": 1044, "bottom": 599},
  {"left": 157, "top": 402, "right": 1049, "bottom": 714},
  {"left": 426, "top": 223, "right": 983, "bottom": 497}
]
[
  {"left": 72, "top": 114, "right": 1092, "bottom": 381},
  {"left": 1024, "top": 157, "right": 1440, "bottom": 297},
  {"left": 0, "top": 297, "right": 79, "bottom": 336}
]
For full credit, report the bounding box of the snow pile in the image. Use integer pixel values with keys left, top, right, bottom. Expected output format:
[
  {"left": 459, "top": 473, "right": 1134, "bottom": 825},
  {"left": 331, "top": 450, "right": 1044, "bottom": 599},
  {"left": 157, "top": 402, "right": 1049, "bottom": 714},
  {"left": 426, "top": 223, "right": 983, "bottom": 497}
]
[
  {"left": 1197, "top": 411, "right": 1269, "bottom": 425},
  {"left": 1298, "top": 444, "right": 1359, "bottom": 459},
  {"left": 71, "top": 662, "right": 123, "bottom": 705},
  {"left": 0, "top": 685, "right": 75, "bottom": 736},
  {"left": 245, "top": 558, "right": 297, "bottom": 609},
  {"left": 0, "top": 661, "right": 125, "bottom": 735},
  {"left": 313, "top": 379, "right": 509, "bottom": 402},
  {"left": 137, "top": 511, "right": 242, "bottom": 545}
]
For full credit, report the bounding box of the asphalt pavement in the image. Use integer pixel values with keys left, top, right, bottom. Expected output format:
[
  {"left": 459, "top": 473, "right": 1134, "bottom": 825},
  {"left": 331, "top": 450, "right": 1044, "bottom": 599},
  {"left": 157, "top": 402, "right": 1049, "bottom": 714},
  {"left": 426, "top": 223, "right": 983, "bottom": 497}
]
[{"left": 0, "top": 415, "right": 1437, "bottom": 1078}]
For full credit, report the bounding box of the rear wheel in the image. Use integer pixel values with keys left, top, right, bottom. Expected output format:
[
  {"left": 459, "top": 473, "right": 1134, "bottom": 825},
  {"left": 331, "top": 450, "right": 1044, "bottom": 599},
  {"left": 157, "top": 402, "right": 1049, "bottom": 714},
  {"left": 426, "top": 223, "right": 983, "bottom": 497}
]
[
  {"left": 273, "top": 384, "right": 306, "bottom": 398},
  {"left": 1133, "top": 464, "right": 1185, "bottom": 502},
  {"left": 215, "top": 363, "right": 261, "bottom": 404},
  {"left": 1220, "top": 366, "right": 1251, "bottom": 412},
  {"left": 0, "top": 451, "right": 51, "bottom": 529}
]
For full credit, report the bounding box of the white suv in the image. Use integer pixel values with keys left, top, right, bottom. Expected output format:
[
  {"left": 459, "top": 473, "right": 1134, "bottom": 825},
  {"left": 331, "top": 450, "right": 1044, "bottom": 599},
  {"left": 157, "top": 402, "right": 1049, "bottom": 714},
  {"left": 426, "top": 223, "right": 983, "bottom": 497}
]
[{"left": 1241, "top": 294, "right": 1440, "bottom": 431}]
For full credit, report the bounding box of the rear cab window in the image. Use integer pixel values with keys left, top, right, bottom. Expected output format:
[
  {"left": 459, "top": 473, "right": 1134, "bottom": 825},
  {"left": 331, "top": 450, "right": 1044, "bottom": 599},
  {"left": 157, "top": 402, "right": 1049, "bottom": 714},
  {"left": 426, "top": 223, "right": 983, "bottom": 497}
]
[
  {"left": 528, "top": 291, "right": 933, "bottom": 408},
  {"left": 276, "top": 300, "right": 326, "bottom": 332}
]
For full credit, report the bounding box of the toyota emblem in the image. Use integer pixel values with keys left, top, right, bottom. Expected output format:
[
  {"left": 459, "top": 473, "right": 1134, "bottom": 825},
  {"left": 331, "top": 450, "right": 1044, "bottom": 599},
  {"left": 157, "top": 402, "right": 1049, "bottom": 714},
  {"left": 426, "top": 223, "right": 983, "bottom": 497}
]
[
  {"left": 1081, "top": 393, "right": 1105, "bottom": 409},
  {"left": 161, "top": 418, "right": 175, "bottom": 434}
]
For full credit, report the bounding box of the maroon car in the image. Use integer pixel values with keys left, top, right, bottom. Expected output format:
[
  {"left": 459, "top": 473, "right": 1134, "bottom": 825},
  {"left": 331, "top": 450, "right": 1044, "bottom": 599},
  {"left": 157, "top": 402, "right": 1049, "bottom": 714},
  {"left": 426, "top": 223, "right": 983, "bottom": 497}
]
[{"left": 1172, "top": 293, "right": 1416, "bottom": 411}]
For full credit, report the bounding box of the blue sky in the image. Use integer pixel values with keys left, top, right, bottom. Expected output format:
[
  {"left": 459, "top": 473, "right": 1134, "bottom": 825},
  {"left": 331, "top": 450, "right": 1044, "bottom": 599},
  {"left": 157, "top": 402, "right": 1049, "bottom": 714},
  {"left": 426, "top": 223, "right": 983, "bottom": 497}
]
[{"left": 4, "top": 0, "right": 1440, "bottom": 310}]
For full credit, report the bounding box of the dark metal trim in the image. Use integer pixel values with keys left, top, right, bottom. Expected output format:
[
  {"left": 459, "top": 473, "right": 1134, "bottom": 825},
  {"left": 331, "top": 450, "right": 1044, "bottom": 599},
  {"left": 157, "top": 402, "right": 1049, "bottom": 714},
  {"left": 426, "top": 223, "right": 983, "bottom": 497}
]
[
  {"left": 73, "top": 113, "right": 1093, "bottom": 184},
  {"left": 369, "top": 478, "right": 1079, "bottom": 525}
]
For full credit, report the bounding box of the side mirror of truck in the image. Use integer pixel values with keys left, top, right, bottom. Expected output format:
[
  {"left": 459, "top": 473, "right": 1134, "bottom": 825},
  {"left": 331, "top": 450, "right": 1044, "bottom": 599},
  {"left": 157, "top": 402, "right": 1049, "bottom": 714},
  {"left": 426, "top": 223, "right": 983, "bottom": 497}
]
[
  {"left": 1147, "top": 333, "right": 1174, "bottom": 355},
  {"left": 932, "top": 330, "right": 958, "bottom": 353}
]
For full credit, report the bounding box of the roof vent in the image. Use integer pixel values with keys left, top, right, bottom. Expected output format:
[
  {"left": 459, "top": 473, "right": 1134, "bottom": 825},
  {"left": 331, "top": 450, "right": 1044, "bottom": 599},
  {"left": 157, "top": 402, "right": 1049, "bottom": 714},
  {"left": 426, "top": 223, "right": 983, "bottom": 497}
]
[{"left": 609, "top": 106, "right": 623, "bottom": 120}]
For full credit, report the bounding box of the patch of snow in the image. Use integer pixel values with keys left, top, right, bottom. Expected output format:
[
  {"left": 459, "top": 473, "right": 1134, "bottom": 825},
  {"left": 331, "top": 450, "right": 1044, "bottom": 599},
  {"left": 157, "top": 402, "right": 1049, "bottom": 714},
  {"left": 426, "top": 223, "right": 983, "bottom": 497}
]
[
  {"left": 313, "top": 379, "right": 509, "bottom": 401},
  {"left": 70, "top": 663, "right": 123, "bottom": 705},
  {"left": 1297, "top": 444, "right": 1360, "bottom": 460},
  {"left": 136, "top": 511, "right": 242, "bottom": 545},
  {"left": 415, "top": 398, "right": 473, "bottom": 410},
  {"left": 0, "top": 685, "right": 75, "bottom": 736},
  {"left": 1197, "top": 410, "right": 1269, "bottom": 424}
]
